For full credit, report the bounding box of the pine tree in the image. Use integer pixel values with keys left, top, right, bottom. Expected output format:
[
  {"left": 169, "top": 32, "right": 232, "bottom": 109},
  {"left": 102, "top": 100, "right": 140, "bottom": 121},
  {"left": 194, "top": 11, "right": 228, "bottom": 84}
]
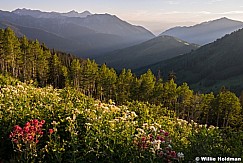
[
  {"left": 199, "top": 93, "right": 215, "bottom": 124},
  {"left": 0, "top": 29, "right": 4, "bottom": 73},
  {"left": 138, "top": 69, "right": 156, "bottom": 101},
  {"left": 37, "top": 49, "right": 51, "bottom": 86},
  {"left": 62, "top": 65, "right": 69, "bottom": 87},
  {"left": 177, "top": 83, "right": 193, "bottom": 119},
  {"left": 96, "top": 64, "right": 117, "bottom": 101},
  {"left": 3, "top": 27, "right": 21, "bottom": 77},
  {"left": 19, "top": 36, "right": 31, "bottom": 82},
  {"left": 217, "top": 91, "right": 241, "bottom": 128},
  {"left": 70, "top": 59, "right": 81, "bottom": 89},
  {"left": 116, "top": 69, "right": 133, "bottom": 104},
  {"left": 49, "top": 53, "right": 62, "bottom": 88},
  {"left": 29, "top": 40, "right": 42, "bottom": 81},
  {"left": 151, "top": 78, "right": 164, "bottom": 104},
  {"left": 163, "top": 79, "right": 178, "bottom": 110},
  {"left": 80, "top": 59, "right": 98, "bottom": 96}
]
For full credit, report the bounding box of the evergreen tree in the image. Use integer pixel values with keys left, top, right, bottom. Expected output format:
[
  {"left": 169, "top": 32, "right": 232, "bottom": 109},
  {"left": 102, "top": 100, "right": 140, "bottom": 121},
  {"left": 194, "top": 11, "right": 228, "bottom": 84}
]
[
  {"left": 49, "top": 53, "right": 62, "bottom": 88},
  {"left": 96, "top": 64, "right": 117, "bottom": 101},
  {"left": 200, "top": 93, "right": 215, "bottom": 124},
  {"left": 151, "top": 78, "right": 164, "bottom": 104},
  {"left": 62, "top": 65, "right": 69, "bottom": 87},
  {"left": 177, "top": 83, "right": 193, "bottom": 119},
  {"left": 70, "top": 59, "right": 81, "bottom": 88},
  {"left": 138, "top": 69, "right": 156, "bottom": 101},
  {"left": 116, "top": 69, "right": 133, "bottom": 104},
  {"left": 130, "top": 76, "right": 141, "bottom": 101},
  {"left": 37, "top": 49, "right": 51, "bottom": 86},
  {"left": 19, "top": 36, "right": 30, "bottom": 82},
  {"left": 3, "top": 27, "right": 21, "bottom": 77},
  {"left": 80, "top": 59, "right": 98, "bottom": 96},
  {"left": 217, "top": 91, "right": 241, "bottom": 128},
  {"left": 30, "top": 40, "right": 42, "bottom": 81},
  {"left": 0, "top": 29, "right": 4, "bottom": 73},
  {"left": 163, "top": 79, "right": 178, "bottom": 110}
]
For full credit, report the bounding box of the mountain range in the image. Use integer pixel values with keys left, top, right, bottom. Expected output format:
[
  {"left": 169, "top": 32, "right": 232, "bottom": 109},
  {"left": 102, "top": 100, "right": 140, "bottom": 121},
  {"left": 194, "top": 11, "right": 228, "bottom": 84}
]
[
  {"left": 95, "top": 35, "right": 199, "bottom": 70},
  {"left": 161, "top": 17, "right": 243, "bottom": 45},
  {"left": 137, "top": 28, "right": 243, "bottom": 95},
  {"left": 0, "top": 9, "right": 154, "bottom": 57}
]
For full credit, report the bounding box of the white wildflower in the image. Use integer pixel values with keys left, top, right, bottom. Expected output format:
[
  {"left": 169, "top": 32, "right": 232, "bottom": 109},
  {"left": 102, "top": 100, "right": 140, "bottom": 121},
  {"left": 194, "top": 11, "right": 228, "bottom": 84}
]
[{"left": 177, "top": 152, "right": 184, "bottom": 158}]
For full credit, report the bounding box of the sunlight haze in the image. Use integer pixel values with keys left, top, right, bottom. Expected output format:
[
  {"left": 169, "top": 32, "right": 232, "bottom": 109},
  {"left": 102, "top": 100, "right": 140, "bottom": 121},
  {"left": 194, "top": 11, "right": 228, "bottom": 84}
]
[{"left": 1, "top": 0, "right": 243, "bottom": 34}]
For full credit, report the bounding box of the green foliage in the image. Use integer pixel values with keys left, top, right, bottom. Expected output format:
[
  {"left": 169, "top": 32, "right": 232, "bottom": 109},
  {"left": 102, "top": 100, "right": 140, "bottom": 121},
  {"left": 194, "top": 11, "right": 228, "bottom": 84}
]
[
  {"left": 0, "top": 28, "right": 243, "bottom": 162},
  {"left": 137, "top": 28, "right": 243, "bottom": 95},
  {"left": 0, "top": 76, "right": 242, "bottom": 162}
]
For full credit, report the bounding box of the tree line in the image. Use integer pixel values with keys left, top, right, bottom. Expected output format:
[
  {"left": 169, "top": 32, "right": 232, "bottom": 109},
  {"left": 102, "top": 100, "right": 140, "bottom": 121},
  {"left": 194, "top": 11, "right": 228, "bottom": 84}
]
[{"left": 0, "top": 27, "right": 242, "bottom": 129}]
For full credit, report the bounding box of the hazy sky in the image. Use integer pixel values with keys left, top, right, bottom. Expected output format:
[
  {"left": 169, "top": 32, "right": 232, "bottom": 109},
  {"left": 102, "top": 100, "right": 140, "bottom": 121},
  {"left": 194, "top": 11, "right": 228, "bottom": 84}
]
[{"left": 2, "top": 0, "right": 243, "bottom": 34}]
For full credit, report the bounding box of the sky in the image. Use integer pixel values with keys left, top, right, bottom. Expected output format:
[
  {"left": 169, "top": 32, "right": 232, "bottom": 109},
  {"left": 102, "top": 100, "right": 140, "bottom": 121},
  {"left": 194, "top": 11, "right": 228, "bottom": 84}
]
[{"left": 1, "top": 0, "right": 243, "bottom": 35}]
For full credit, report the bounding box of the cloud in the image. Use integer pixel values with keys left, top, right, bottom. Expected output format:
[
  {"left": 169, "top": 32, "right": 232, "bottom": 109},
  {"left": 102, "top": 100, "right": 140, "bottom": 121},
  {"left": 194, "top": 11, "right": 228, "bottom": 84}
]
[
  {"left": 165, "top": 0, "right": 180, "bottom": 5},
  {"left": 161, "top": 10, "right": 243, "bottom": 15},
  {"left": 207, "top": 0, "right": 224, "bottom": 4},
  {"left": 162, "top": 11, "right": 212, "bottom": 15},
  {"left": 222, "top": 11, "right": 243, "bottom": 14}
]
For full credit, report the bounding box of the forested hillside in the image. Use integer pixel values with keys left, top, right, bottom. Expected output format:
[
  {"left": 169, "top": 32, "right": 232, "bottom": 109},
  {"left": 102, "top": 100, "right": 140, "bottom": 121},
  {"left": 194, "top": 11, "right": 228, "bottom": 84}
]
[
  {"left": 96, "top": 35, "right": 198, "bottom": 70},
  {"left": 0, "top": 27, "right": 243, "bottom": 162},
  {"left": 137, "top": 28, "right": 243, "bottom": 95},
  {"left": 1, "top": 27, "right": 243, "bottom": 129}
]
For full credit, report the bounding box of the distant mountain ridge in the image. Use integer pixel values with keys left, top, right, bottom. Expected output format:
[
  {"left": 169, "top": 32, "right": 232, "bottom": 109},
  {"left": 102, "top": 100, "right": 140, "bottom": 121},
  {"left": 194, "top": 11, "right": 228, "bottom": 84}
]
[
  {"left": 0, "top": 9, "right": 154, "bottom": 57},
  {"left": 13, "top": 8, "right": 92, "bottom": 18},
  {"left": 96, "top": 35, "right": 199, "bottom": 70},
  {"left": 160, "top": 17, "right": 243, "bottom": 45},
  {"left": 11, "top": 8, "right": 154, "bottom": 39},
  {"left": 138, "top": 28, "right": 243, "bottom": 95}
]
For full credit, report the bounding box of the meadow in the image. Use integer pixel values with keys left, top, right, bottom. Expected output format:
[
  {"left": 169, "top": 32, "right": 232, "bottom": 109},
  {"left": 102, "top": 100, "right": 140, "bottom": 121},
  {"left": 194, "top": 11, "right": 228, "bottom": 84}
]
[{"left": 0, "top": 74, "right": 242, "bottom": 163}]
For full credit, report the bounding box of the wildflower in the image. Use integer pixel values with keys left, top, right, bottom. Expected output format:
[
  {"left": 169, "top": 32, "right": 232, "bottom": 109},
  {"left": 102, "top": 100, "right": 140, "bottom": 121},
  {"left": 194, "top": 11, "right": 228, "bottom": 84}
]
[
  {"left": 160, "top": 129, "right": 165, "bottom": 133},
  {"left": 177, "top": 152, "right": 184, "bottom": 158},
  {"left": 85, "top": 123, "right": 92, "bottom": 126},
  {"left": 154, "top": 123, "right": 161, "bottom": 128},
  {"left": 25, "top": 122, "right": 31, "bottom": 127},
  {"left": 40, "top": 120, "right": 45, "bottom": 125},
  {"left": 51, "top": 121, "right": 57, "bottom": 125},
  {"left": 49, "top": 129, "right": 54, "bottom": 134},
  {"left": 164, "top": 132, "right": 169, "bottom": 137},
  {"left": 170, "top": 151, "right": 177, "bottom": 158},
  {"left": 141, "top": 136, "right": 146, "bottom": 141},
  {"left": 33, "top": 119, "right": 39, "bottom": 125},
  {"left": 131, "top": 111, "right": 137, "bottom": 117},
  {"left": 149, "top": 126, "right": 156, "bottom": 132},
  {"left": 157, "top": 150, "right": 164, "bottom": 157},
  {"left": 66, "top": 117, "right": 72, "bottom": 121},
  {"left": 136, "top": 128, "right": 145, "bottom": 133},
  {"left": 142, "top": 123, "right": 148, "bottom": 128}
]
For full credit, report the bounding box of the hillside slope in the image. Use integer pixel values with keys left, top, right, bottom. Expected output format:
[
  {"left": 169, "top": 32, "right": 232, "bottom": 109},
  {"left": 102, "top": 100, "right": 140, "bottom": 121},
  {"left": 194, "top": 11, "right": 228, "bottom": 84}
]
[
  {"left": 0, "top": 9, "right": 154, "bottom": 57},
  {"left": 96, "top": 35, "right": 198, "bottom": 70},
  {"left": 138, "top": 28, "right": 243, "bottom": 94},
  {"left": 160, "top": 17, "right": 243, "bottom": 45}
]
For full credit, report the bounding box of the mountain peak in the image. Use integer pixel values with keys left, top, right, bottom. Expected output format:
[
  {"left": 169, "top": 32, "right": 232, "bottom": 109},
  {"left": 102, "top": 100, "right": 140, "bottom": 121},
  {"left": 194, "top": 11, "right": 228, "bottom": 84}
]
[
  {"left": 67, "top": 10, "right": 78, "bottom": 14},
  {"left": 161, "top": 17, "right": 243, "bottom": 45},
  {"left": 82, "top": 10, "right": 92, "bottom": 15},
  {"left": 62, "top": 10, "right": 92, "bottom": 18}
]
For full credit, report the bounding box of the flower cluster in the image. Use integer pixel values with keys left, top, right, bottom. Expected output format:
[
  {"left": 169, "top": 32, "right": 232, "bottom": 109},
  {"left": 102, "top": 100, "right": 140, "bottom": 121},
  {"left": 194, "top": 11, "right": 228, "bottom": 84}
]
[
  {"left": 9, "top": 119, "right": 45, "bottom": 144},
  {"left": 135, "top": 123, "right": 179, "bottom": 162}
]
